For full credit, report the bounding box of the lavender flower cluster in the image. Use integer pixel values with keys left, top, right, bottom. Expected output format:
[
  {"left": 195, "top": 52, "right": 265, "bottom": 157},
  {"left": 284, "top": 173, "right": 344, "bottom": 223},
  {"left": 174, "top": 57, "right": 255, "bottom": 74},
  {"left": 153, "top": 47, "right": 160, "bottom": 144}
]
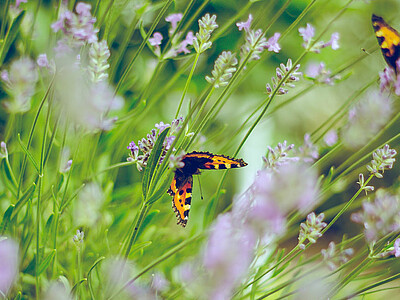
[{"left": 127, "top": 117, "right": 184, "bottom": 171}]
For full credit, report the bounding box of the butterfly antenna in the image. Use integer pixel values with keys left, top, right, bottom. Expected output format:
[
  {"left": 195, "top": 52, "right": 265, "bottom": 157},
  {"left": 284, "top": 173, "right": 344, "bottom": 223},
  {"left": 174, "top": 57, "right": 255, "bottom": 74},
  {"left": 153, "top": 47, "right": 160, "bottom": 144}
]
[
  {"left": 197, "top": 176, "right": 204, "bottom": 200},
  {"left": 362, "top": 48, "right": 370, "bottom": 55}
]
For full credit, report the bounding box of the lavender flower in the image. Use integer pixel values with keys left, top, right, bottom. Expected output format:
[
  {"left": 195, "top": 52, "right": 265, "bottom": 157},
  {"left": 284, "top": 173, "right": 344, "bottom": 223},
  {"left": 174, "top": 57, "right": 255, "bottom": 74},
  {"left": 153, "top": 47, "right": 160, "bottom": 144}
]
[
  {"left": 379, "top": 66, "right": 400, "bottom": 96},
  {"left": 88, "top": 40, "right": 110, "bottom": 83},
  {"left": 202, "top": 214, "right": 255, "bottom": 299},
  {"left": 324, "top": 129, "right": 338, "bottom": 146},
  {"left": 306, "top": 62, "right": 341, "bottom": 85},
  {"left": 0, "top": 238, "right": 19, "bottom": 295},
  {"left": 169, "top": 151, "right": 185, "bottom": 170},
  {"left": 240, "top": 29, "right": 268, "bottom": 62},
  {"left": 51, "top": 2, "right": 98, "bottom": 50},
  {"left": 262, "top": 141, "right": 297, "bottom": 169},
  {"left": 127, "top": 117, "right": 184, "bottom": 171},
  {"left": 341, "top": 90, "right": 392, "bottom": 149},
  {"left": 266, "top": 32, "right": 281, "bottom": 53},
  {"left": 165, "top": 13, "right": 183, "bottom": 35},
  {"left": 299, "top": 23, "right": 339, "bottom": 52},
  {"left": 0, "top": 142, "right": 8, "bottom": 159},
  {"left": 1, "top": 57, "right": 38, "bottom": 113},
  {"left": 298, "top": 133, "right": 319, "bottom": 163},
  {"left": 391, "top": 238, "right": 400, "bottom": 257},
  {"left": 351, "top": 190, "right": 400, "bottom": 243},
  {"left": 37, "top": 54, "right": 50, "bottom": 68},
  {"left": 193, "top": 14, "right": 218, "bottom": 54},
  {"left": 176, "top": 31, "right": 195, "bottom": 54},
  {"left": 321, "top": 241, "right": 354, "bottom": 270},
  {"left": 149, "top": 32, "right": 163, "bottom": 47},
  {"left": 205, "top": 51, "right": 238, "bottom": 88},
  {"left": 72, "top": 229, "right": 84, "bottom": 245},
  {"left": 298, "top": 212, "right": 327, "bottom": 250},
  {"left": 151, "top": 272, "right": 169, "bottom": 293},
  {"left": 366, "top": 144, "right": 397, "bottom": 178},
  {"left": 15, "top": 0, "right": 27, "bottom": 8},
  {"left": 233, "top": 161, "right": 320, "bottom": 240},
  {"left": 266, "top": 58, "right": 302, "bottom": 95},
  {"left": 357, "top": 173, "right": 375, "bottom": 195},
  {"left": 236, "top": 14, "right": 252, "bottom": 32}
]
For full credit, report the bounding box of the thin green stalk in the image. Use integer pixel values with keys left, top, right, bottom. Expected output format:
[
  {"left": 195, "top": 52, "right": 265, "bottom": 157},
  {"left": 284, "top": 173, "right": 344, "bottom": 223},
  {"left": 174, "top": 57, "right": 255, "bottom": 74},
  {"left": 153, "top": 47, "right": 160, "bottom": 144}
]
[
  {"left": 114, "top": 0, "right": 173, "bottom": 95},
  {"left": 122, "top": 202, "right": 149, "bottom": 258},
  {"left": 0, "top": 0, "right": 10, "bottom": 38},
  {"left": 17, "top": 78, "right": 53, "bottom": 199},
  {"left": 26, "top": 0, "right": 41, "bottom": 54},
  {"left": 175, "top": 52, "right": 201, "bottom": 118},
  {"left": 322, "top": 174, "right": 373, "bottom": 235},
  {"left": 35, "top": 97, "right": 52, "bottom": 299}
]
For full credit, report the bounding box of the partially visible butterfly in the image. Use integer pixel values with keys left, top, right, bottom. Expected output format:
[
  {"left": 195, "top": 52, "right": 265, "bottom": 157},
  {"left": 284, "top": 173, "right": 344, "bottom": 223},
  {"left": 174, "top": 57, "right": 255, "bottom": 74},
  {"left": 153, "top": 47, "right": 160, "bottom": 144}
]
[
  {"left": 372, "top": 14, "right": 400, "bottom": 73},
  {"left": 167, "top": 151, "right": 248, "bottom": 227}
]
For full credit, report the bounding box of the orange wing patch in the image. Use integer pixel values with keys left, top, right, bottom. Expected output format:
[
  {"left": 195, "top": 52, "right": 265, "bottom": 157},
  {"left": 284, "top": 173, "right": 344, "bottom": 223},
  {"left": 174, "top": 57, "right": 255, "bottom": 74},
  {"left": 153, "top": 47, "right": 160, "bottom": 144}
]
[
  {"left": 168, "top": 175, "right": 193, "bottom": 227},
  {"left": 372, "top": 14, "right": 400, "bottom": 72},
  {"left": 184, "top": 151, "right": 248, "bottom": 170}
]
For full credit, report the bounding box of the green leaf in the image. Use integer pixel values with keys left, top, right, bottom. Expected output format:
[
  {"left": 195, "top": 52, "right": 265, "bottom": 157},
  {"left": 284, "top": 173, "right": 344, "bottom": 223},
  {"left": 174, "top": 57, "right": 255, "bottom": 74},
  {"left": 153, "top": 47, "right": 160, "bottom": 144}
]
[
  {"left": 0, "top": 205, "right": 14, "bottom": 234},
  {"left": 37, "top": 249, "right": 56, "bottom": 276},
  {"left": 70, "top": 278, "right": 87, "bottom": 296},
  {"left": 87, "top": 256, "right": 105, "bottom": 299},
  {"left": 42, "top": 214, "right": 54, "bottom": 247},
  {"left": 146, "top": 172, "right": 174, "bottom": 204},
  {"left": 142, "top": 128, "right": 170, "bottom": 199},
  {"left": 128, "top": 241, "right": 152, "bottom": 259},
  {"left": 17, "top": 134, "right": 40, "bottom": 174},
  {"left": 11, "top": 182, "right": 36, "bottom": 219},
  {"left": 0, "top": 11, "right": 25, "bottom": 65},
  {"left": 0, "top": 159, "right": 17, "bottom": 197}
]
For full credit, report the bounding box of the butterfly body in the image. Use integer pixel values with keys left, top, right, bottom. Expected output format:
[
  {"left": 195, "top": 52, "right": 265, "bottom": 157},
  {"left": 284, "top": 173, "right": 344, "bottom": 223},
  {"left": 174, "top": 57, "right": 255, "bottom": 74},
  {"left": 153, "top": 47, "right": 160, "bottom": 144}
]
[
  {"left": 372, "top": 14, "right": 400, "bottom": 73},
  {"left": 168, "top": 151, "right": 247, "bottom": 227}
]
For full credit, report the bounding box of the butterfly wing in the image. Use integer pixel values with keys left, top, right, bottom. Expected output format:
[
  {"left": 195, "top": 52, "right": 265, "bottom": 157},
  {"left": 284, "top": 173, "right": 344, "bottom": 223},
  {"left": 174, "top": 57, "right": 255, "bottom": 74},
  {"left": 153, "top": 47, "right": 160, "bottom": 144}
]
[
  {"left": 372, "top": 14, "right": 400, "bottom": 72},
  {"left": 168, "top": 173, "right": 193, "bottom": 227},
  {"left": 183, "top": 151, "right": 248, "bottom": 170}
]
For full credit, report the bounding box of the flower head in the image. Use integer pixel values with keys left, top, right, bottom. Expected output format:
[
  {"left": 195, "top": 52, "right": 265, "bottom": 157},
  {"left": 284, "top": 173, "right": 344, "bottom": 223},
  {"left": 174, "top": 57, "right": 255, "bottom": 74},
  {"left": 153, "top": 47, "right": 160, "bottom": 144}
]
[
  {"left": 299, "top": 23, "right": 315, "bottom": 45},
  {"left": 236, "top": 14, "right": 252, "bottom": 32},
  {"left": 205, "top": 51, "right": 238, "bottom": 88},
  {"left": 266, "top": 58, "right": 302, "bottom": 95},
  {"left": 351, "top": 190, "right": 400, "bottom": 243},
  {"left": 266, "top": 32, "right": 281, "bottom": 53},
  {"left": 72, "top": 229, "right": 84, "bottom": 245},
  {"left": 321, "top": 241, "right": 354, "bottom": 270},
  {"left": 298, "top": 212, "right": 327, "bottom": 249},
  {"left": 262, "top": 141, "right": 298, "bottom": 169},
  {"left": 193, "top": 14, "right": 218, "bottom": 54},
  {"left": 37, "top": 54, "right": 50, "bottom": 68},
  {"left": 149, "top": 32, "right": 163, "bottom": 47},
  {"left": 88, "top": 40, "right": 110, "bottom": 83},
  {"left": 165, "top": 13, "right": 183, "bottom": 35},
  {"left": 298, "top": 133, "right": 319, "bottom": 163},
  {"left": 1, "top": 57, "right": 38, "bottom": 113},
  {"left": 341, "top": 90, "right": 392, "bottom": 149},
  {"left": 366, "top": 144, "right": 397, "bottom": 178},
  {"left": 306, "top": 62, "right": 341, "bottom": 85},
  {"left": 176, "top": 31, "right": 195, "bottom": 54},
  {"left": 324, "top": 129, "right": 338, "bottom": 146},
  {"left": 0, "top": 142, "right": 8, "bottom": 159},
  {"left": 299, "top": 23, "right": 339, "bottom": 52}
]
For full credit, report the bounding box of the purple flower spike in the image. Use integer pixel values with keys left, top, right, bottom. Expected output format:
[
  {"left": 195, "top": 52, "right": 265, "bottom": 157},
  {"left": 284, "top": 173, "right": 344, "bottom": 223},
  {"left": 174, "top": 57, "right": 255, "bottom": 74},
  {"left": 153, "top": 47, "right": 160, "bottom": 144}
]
[
  {"left": 328, "top": 32, "right": 339, "bottom": 50},
  {"left": 0, "top": 238, "right": 19, "bottom": 294},
  {"left": 16, "top": 0, "right": 27, "bottom": 8},
  {"left": 236, "top": 14, "right": 253, "bottom": 32},
  {"left": 177, "top": 31, "right": 195, "bottom": 54},
  {"left": 393, "top": 238, "right": 400, "bottom": 257},
  {"left": 149, "top": 32, "right": 163, "bottom": 46},
  {"left": 165, "top": 13, "right": 183, "bottom": 33},
  {"left": 266, "top": 32, "right": 281, "bottom": 53},
  {"left": 299, "top": 23, "right": 315, "bottom": 44}
]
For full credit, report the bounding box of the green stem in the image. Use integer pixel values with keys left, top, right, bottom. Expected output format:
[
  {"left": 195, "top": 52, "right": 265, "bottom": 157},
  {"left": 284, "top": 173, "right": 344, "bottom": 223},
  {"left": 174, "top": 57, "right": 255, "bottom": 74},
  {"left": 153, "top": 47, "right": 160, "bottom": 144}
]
[
  {"left": 26, "top": 0, "right": 41, "bottom": 54},
  {"left": 175, "top": 52, "right": 201, "bottom": 118},
  {"left": 114, "top": 0, "right": 173, "bottom": 95}
]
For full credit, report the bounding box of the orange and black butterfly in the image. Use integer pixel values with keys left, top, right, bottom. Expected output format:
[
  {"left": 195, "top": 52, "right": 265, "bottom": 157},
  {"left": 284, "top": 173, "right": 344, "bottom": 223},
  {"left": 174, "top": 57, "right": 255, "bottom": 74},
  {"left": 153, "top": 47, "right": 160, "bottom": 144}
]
[
  {"left": 167, "top": 151, "right": 248, "bottom": 227},
  {"left": 372, "top": 14, "right": 400, "bottom": 73}
]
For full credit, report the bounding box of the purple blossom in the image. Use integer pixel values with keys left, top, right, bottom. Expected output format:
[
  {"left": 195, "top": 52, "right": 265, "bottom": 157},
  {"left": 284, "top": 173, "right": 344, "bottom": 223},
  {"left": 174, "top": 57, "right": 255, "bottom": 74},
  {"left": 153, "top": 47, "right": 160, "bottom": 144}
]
[
  {"left": 236, "top": 14, "right": 252, "bottom": 32},
  {"left": 149, "top": 32, "right": 163, "bottom": 46},
  {"left": 75, "top": 2, "right": 92, "bottom": 17},
  {"left": 266, "top": 32, "right": 281, "bottom": 53},
  {"left": 380, "top": 67, "right": 396, "bottom": 94},
  {"left": 37, "top": 54, "right": 49, "bottom": 68},
  {"left": 1, "top": 70, "right": 9, "bottom": 82},
  {"left": 351, "top": 190, "right": 400, "bottom": 243},
  {"left": 151, "top": 272, "right": 169, "bottom": 293},
  {"left": 298, "top": 212, "right": 327, "bottom": 249},
  {"left": 327, "top": 32, "right": 340, "bottom": 50},
  {"left": 155, "top": 121, "right": 170, "bottom": 132},
  {"left": 393, "top": 238, "right": 400, "bottom": 257},
  {"left": 323, "top": 129, "right": 338, "bottom": 146},
  {"left": 165, "top": 13, "right": 182, "bottom": 34},
  {"left": 299, "top": 23, "right": 315, "bottom": 44},
  {"left": 177, "top": 31, "right": 195, "bottom": 54},
  {"left": 203, "top": 214, "right": 256, "bottom": 299},
  {"left": 0, "top": 141, "right": 8, "bottom": 158},
  {"left": 306, "top": 62, "right": 340, "bottom": 85},
  {"left": 298, "top": 133, "right": 319, "bottom": 163},
  {"left": 366, "top": 144, "right": 397, "bottom": 178},
  {"left": 0, "top": 238, "right": 19, "bottom": 294}
]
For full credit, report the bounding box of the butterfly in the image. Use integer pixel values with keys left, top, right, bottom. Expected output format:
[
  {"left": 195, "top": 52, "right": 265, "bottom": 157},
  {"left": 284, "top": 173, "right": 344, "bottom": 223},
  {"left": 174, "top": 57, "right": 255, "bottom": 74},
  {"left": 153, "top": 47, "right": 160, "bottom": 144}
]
[
  {"left": 167, "top": 151, "right": 248, "bottom": 227},
  {"left": 372, "top": 14, "right": 400, "bottom": 73}
]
